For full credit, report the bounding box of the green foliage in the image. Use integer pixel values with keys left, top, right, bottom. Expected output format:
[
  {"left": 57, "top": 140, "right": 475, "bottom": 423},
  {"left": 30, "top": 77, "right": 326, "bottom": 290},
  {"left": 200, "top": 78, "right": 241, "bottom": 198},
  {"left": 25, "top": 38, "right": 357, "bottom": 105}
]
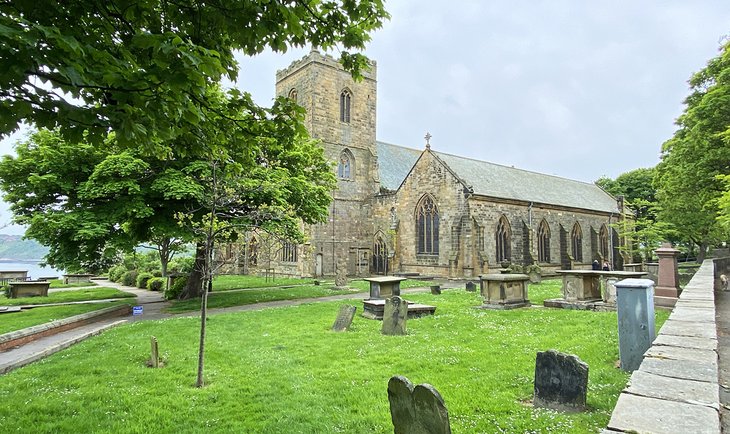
[
  {"left": 135, "top": 272, "right": 153, "bottom": 289},
  {"left": 655, "top": 41, "right": 730, "bottom": 258},
  {"left": 0, "top": 1, "right": 389, "bottom": 148},
  {"left": 146, "top": 277, "right": 165, "bottom": 292},
  {"left": 168, "top": 256, "right": 194, "bottom": 274},
  {"left": 0, "top": 290, "right": 670, "bottom": 433},
  {"left": 120, "top": 270, "right": 138, "bottom": 287},
  {"left": 107, "top": 265, "right": 127, "bottom": 282},
  {"left": 164, "top": 275, "right": 188, "bottom": 300}
]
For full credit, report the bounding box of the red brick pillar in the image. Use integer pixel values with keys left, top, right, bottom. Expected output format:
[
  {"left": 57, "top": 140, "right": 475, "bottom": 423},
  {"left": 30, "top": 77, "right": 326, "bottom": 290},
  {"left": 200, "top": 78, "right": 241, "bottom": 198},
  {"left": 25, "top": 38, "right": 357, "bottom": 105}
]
[{"left": 654, "top": 243, "right": 681, "bottom": 307}]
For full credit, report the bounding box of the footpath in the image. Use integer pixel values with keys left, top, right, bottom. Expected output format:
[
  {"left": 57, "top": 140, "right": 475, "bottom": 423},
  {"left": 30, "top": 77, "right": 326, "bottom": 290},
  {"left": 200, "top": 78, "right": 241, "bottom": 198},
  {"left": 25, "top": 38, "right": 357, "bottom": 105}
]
[{"left": 0, "top": 279, "right": 436, "bottom": 374}]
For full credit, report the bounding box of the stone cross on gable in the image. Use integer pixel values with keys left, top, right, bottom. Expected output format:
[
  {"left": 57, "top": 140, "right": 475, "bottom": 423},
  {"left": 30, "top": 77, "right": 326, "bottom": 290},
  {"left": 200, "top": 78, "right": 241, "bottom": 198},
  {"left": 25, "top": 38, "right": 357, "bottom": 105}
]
[{"left": 425, "top": 132, "right": 432, "bottom": 150}]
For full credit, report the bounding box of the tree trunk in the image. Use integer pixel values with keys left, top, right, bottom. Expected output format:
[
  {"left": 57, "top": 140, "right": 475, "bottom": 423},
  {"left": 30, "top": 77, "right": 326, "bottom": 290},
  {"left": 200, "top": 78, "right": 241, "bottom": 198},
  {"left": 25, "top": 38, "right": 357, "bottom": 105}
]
[
  {"left": 698, "top": 240, "right": 708, "bottom": 263},
  {"left": 158, "top": 238, "right": 170, "bottom": 278},
  {"left": 180, "top": 242, "right": 206, "bottom": 299}
]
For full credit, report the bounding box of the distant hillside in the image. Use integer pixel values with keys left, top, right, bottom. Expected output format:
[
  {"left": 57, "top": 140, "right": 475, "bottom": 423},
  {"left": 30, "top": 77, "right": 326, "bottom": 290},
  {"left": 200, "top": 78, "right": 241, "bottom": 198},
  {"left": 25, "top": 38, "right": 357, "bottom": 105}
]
[{"left": 0, "top": 235, "right": 48, "bottom": 260}]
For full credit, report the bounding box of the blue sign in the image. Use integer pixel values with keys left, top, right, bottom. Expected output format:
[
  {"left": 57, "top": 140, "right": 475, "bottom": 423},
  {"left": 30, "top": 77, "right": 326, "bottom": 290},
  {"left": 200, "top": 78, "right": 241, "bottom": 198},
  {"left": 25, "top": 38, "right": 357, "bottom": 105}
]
[{"left": 132, "top": 305, "right": 143, "bottom": 316}]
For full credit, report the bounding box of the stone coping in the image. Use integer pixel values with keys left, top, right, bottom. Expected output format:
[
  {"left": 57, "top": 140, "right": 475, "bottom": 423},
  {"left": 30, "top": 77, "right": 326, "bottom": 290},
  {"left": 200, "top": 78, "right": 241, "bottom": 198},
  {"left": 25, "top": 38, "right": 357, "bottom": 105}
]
[
  {"left": 363, "top": 276, "right": 408, "bottom": 283},
  {"left": 479, "top": 273, "right": 529, "bottom": 282},
  {"left": 0, "top": 304, "right": 131, "bottom": 350},
  {"left": 555, "top": 270, "right": 647, "bottom": 277},
  {"left": 606, "top": 258, "right": 722, "bottom": 433}
]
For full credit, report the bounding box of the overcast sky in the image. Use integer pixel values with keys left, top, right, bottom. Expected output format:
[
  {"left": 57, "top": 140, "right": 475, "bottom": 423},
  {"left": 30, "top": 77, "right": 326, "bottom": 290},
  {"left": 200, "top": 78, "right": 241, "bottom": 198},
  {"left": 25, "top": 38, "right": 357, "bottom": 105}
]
[{"left": 1, "top": 1, "right": 729, "bottom": 235}]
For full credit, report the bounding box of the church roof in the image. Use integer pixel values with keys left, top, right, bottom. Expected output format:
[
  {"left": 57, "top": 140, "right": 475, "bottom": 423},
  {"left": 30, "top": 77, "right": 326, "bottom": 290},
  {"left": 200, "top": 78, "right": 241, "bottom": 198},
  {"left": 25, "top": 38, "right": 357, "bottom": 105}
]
[{"left": 376, "top": 141, "right": 619, "bottom": 213}]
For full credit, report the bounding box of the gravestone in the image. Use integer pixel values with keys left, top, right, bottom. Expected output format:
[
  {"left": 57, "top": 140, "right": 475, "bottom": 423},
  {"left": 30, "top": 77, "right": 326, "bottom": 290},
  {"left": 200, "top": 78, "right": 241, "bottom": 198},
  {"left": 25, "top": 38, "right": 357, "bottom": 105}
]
[
  {"left": 430, "top": 285, "right": 441, "bottom": 295},
  {"left": 382, "top": 296, "right": 408, "bottom": 335},
  {"left": 533, "top": 349, "right": 588, "bottom": 412},
  {"left": 387, "top": 375, "right": 451, "bottom": 434},
  {"left": 332, "top": 305, "right": 357, "bottom": 332},
  {"left": 334, "top": 266, "right": 348, "bottom": 288},
  {"left": 465, "top": 281, "right": 476, "bottom": 292},
  {"left": 147, "top": 336, "right": 160, "bottom": 368}
]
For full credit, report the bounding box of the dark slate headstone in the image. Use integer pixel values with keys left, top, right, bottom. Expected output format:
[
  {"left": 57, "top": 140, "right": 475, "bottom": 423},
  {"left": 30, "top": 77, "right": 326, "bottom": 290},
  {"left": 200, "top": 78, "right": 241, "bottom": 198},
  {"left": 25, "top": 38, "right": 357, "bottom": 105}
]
[
  {"left": 465, "top": 281, "right": 476, "bottom": 292},
  {"left": 388, "top": 375, "right": 451, "bottom": 434},
  {"left": 430, "top": 285, "right": 441, "bottom": 295},
  {"left": 534, "top": 349, "right": 589, "bottom": 412},
  {"left": 332, "top": 305, "right": 357, "bottom": 332},
  {"left": 382, "top": 296, "right": 407, "bottom": 335}
]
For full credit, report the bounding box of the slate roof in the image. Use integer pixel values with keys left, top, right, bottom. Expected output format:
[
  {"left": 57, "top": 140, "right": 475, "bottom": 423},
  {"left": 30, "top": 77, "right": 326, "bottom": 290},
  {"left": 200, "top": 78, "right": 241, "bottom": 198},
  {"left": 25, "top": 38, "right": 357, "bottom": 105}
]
[{"left": 376, "top": 141, "right": 619, "bottom": 213}]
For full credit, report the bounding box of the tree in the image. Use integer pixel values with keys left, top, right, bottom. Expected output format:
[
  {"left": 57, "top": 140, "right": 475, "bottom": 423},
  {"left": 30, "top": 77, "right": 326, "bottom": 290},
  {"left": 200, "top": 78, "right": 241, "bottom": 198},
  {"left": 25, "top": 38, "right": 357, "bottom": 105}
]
[
  {"left": 0, "top": 1, "right": 389, "bottom": 149},
  {"left": 655, "top": 40, "right": 730, "bottom": 262}
]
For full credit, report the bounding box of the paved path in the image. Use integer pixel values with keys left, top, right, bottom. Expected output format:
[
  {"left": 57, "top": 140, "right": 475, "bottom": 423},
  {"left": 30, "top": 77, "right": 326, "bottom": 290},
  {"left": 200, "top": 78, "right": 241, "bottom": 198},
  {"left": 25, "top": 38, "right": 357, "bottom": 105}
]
[{"left": 1, "top": 278, "right": 451, "bottom": 373}]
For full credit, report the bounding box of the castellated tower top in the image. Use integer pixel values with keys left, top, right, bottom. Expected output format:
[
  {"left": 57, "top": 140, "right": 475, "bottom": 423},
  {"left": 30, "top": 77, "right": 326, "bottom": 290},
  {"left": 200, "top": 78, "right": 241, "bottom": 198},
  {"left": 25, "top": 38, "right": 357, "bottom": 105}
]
[{"left": 275, "top": 49, "right": 377, "bottom": 83}]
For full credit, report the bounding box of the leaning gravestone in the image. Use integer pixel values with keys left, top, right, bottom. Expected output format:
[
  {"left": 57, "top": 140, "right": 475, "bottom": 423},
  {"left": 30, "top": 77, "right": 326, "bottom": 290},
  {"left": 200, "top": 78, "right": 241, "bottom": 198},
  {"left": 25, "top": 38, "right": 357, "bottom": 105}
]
[
  {"left": 465, "top": 281, "right": 477, "bottom": 292},
  {"left": 382, "top": 296, "right": 408, "bottom": 335},
  {"left": 388, "top": 375, "right": 451, "bottom": 434},
  {"left": 430, "top": 285, "right": 441, "bottom": 295},
  {"left": 332, "top": 305, "right": 357, "bottom": 332},
  {"left": 533, "top": 349, "right": 588, "bottom": 412}
]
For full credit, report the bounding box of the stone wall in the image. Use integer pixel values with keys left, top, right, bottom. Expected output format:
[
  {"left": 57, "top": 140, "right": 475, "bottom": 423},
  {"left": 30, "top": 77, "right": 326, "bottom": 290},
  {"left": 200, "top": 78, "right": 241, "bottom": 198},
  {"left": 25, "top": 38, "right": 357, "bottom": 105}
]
[{"left": 606, "top": 259, "right": 721, "bottom": 432}]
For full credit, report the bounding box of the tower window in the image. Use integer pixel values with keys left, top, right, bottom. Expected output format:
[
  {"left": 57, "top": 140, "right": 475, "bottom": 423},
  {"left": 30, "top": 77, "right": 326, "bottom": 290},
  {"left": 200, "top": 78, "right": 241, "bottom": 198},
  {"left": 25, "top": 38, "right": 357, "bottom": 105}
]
[
  {"left": 288, "top": 88, "right": 298, "bottom": 102},
  {"left": 416, "top": 195, "right": 439, "bottom": 255},
  {"left": 340, "top": 89, "right": 351, "bottom": 123},
  {"left": 337, "top": 149, "right": 354, "bottom": 179}
]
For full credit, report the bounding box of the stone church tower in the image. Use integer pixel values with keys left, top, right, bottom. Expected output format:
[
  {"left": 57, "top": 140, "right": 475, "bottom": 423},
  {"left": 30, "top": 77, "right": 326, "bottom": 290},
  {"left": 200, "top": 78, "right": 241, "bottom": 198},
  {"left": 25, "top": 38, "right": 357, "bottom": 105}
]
[{"left": 275, "top": 50, "right": 379, "bottom": 277}]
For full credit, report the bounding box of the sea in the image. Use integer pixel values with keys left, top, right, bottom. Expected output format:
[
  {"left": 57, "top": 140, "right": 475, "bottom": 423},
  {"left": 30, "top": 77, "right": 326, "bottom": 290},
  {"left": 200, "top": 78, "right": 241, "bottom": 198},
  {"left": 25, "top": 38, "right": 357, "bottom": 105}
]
[{"left": 0, "top": 260, "right": 64, "bottom": 280}]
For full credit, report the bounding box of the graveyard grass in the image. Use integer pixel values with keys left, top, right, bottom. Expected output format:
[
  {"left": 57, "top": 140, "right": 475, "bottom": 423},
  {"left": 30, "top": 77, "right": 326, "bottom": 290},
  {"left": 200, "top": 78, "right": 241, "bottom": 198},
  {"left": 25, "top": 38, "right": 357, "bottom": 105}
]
[
  {"left": 0, "top": 280, "right": 670, "bottom": 433},
  {"left": 166, "top": 278, "right": 434, "bottom": 313}
]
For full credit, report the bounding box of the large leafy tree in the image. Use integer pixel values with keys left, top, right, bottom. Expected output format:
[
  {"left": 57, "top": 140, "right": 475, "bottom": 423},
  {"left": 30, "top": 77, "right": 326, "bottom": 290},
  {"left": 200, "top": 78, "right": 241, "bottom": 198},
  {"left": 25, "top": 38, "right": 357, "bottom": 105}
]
[
  {"left": 596, "top": 168, "right": 669, "bottom": 261},
  {"left": 655, "top": 41, "right": 730, "bottom": 262},
  {"left": 0, "top": 1, "right": 388, "bottom": 148}
]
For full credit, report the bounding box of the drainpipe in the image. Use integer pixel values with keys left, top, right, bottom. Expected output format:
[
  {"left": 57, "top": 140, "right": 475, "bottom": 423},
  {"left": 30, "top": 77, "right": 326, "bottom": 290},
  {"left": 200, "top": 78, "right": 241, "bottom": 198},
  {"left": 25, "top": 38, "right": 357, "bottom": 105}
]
[{"left": 609, "top": 213, "right": 614, "bottom": 269}]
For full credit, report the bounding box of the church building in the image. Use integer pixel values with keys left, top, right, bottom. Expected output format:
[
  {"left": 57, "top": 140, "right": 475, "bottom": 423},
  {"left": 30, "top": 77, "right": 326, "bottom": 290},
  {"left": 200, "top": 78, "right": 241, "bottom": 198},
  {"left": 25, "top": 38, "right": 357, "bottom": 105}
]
[{"left": 223, "top": 51, "right": 628, "bottom": 279}]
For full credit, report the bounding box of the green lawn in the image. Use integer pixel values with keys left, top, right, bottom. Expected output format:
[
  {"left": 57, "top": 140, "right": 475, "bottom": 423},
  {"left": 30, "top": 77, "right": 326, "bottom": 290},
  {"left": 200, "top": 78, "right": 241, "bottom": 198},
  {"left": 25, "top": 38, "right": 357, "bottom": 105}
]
[
  {"left": 0, "top": 287, "right": 136, "bottom": 306},
  {"left": 212, "top": 274, "right": 317, "bottom": 291},
  {"left": 48, "top": 279, "right": 97, "bottom": 289},
  {"left": 0, "top": 301, "right": 132, "bottom": 335},
  {"left": 0, "top": 287, "right": 669, "bottom": 433},
  {"left": 168, "top": 278, "right": 435, "bottom": 313}
]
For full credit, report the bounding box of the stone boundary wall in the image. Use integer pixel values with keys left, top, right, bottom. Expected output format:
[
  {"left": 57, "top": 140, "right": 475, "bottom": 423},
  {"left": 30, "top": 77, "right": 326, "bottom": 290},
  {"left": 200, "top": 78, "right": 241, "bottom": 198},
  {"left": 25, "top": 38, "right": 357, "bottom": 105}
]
[{"left": 605, "top": 258, "right": 724, "bottom": 433}]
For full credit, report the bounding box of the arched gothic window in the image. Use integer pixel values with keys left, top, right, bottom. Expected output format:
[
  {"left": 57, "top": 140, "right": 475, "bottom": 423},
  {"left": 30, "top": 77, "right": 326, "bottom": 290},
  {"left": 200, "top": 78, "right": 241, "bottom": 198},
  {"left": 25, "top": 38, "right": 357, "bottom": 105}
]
[
  {"left": 416, "top": 195, "right": 439, "bottom": 254},
  {"left": 599, "top": 224, "right": 609, "bottom": 259},
  {"left": 571, "top": 223, "right": 583, "bottom": 262},
  {"left": 337, "top": 149, "right": 354, "bottom": 179},
  {"left": 288, "top": 88, "right": 297, "bottom": 101},
  {"left": 495, "top": 216, "right": 511, "bottom": 263},
  {"left": 281, "top": 241, "right": 298, "bottom": 263},
  {"left": 248, "top": 236, "right": 258, "bottom": 266},
  {"left": 537, "top": 220, "right": 550, "bottom": 263},
  {"left": 340, "top": 89, "right": 351, "bottom": 123},
  {"left": 372, "top": 235, "right": 388, "bottom": 274}
]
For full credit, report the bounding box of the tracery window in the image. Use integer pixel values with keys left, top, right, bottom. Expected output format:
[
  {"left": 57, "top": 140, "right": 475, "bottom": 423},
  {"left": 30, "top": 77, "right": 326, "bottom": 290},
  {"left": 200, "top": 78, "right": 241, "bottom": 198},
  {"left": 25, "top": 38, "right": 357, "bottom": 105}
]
[
  {"left": 599, "top": 224, "right": 609, "bottom": 259},
  {"left": 416, "top": 195, "right": 439, "bottom": 255},
  {"left": 248, "top": 236, "right": 258, "bottom": 266},
  {"left": 281, "top": 241, "right": 298, "bottom": 263},
  {"left": 340, "top": 89, "right": 351, "bottom": 123},
  {"left": 571, "top": 223, "right": 583, "bottom": 262},
  {"left": 537, "top": 220, "right": 551, "bottom": 263},
  {"left": 495, "top": 216, "right": 511, "bottom": 263},
  {"left": 337, "top": 149, "right": 354, "bottom": 179}
]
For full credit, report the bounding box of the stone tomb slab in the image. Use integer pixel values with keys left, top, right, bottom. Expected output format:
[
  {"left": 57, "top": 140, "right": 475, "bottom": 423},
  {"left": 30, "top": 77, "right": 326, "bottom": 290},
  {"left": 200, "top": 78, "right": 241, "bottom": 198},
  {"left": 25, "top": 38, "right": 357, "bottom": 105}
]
[
  {"left": 364, "top": 276, "right": 407, "bottom": 300},
  {"left": 362, "top": 299, "right": 435, "bottom": 320},
  {"left": 533, "top": 350, "right": 588, "bottom": 412},
  {"left": 625, "top": 370, "right": 719, "bottom": 409},
  {"left": 478, "top": 273, "right": 530, "bottom": 309},
  {"left": 382, "top": 296, "right": 408, "bottom": 336},
  {"left": 387, "top": 375, "right": 451, "bottom": 434},
  {"left": 608, "top": 392, "right": 719, "bottom": 434},
  {"left": 332, "top": 305, "right": 357, "bottom": 332}
]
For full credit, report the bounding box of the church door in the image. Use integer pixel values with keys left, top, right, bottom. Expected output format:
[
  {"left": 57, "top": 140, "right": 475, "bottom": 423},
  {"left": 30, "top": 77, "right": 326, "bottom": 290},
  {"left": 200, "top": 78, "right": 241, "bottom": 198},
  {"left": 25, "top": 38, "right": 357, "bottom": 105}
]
[{"left": 372, "top": 237, "right": 388, "bottom": 275}]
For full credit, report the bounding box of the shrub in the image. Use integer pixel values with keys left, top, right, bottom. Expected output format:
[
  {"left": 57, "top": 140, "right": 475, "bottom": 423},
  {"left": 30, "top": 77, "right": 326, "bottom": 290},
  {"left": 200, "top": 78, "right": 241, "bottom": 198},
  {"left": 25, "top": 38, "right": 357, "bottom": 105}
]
[
  {"left": 108, "top": 265, "right": 127, "bottom": 282},
  {"left": 147, "top": 277, "right": 165, "bottom": 292},
  {"left": 164, "top": 275, "right": 188, "bottom": 300},
  {"left": 136, "top": 272, "right": 154, "bottom": 289},
  {"left": 168, "top": 256, "right": 194, "bottom": 274},
  {"left": 120, "top": 270, "right": 138, "bottom": 287}
]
